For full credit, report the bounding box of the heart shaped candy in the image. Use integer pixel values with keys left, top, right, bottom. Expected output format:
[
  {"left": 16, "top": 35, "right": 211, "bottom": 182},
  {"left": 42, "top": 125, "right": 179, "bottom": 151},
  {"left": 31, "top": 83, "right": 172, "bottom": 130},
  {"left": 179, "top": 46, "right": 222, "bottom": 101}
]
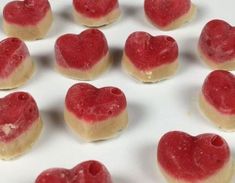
[
  {"left": 35, "top": 160, "right": 112, "bottom": 183},
  {"left": 55, "top": 29, "right": 110, "bottom": 80},
  {"left": 157, "top": 131, "right": 233, "bottom": 183},
  {"left": 198, "top": 19, "right": 235, "bottom": 70},
  {"left": 64, "top": 83, "right": 128, "bottom": 141}
]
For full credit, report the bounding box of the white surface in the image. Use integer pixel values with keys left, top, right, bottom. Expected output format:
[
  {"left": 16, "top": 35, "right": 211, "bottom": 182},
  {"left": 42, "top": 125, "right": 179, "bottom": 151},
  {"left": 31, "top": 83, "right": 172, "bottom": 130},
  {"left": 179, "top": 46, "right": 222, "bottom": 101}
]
[{"left": 0, "top": 0, "right": 235, "bottom": 182}]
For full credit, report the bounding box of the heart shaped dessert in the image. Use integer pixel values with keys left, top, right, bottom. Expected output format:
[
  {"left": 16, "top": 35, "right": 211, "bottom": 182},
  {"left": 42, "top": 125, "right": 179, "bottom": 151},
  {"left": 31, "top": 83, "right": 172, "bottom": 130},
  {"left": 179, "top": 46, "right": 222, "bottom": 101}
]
[
  {"left": 144, "top": 0, "right": 196, "bottom": 30},
  {"left": 122, "top": 31, "right": 179, "bottom": 82},
  {"left": 55, "top": 29, "right": 111, "bottom": 80},
  {"left": 0, "top": 92, "right": 42, "bottom": 160},
  {"left": 0, "top": 37, "right": 34, "bottom": 89},
  {"left": 198, "top": 19, "right": 235, "bottom": 70},
  {"left": 35, "top": 160, "right": 112, "bottom": 183},
  {"left": 3, "top": 0, "right": 53, "bottom": 40},
  {"left": 73, "top": 0, "right": 121, "bottom": 27},
  {"left": 157, "top": 131, "right": 233, "bottom": 183},
  {"left": 199, "top": 70, "right": 235, "bottom": 131},
  {"left": 64, "top": 83, "right": 128, "bottom": 141}
]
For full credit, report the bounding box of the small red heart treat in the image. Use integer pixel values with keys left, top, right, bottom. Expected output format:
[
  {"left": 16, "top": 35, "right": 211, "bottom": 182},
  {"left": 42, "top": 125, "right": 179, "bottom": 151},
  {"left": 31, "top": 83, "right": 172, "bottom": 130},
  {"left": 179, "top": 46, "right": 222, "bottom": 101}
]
[
  {"left": 64, "top": 83, "right": 128, "bottom": 141},
  {"left": 0, "top": 37, "right": 34, "bottom": 89},
  {"left": 157, "top": 131, "right": 233, "bottom": 183},
  {"left": 0, "top": 92, "right": 42, "bottom": 160},
  {"left": 198, "top": 19, "right": 235, "bottom": 70},
  {"left": 73, "top": 0, "right": 121, "bottom": 27},
  {"left": 199, "top": 70, "right": 235, "bottom": 131},
  {"left": 122, "top": 31, "right": 179, "bottom": 83},
  {"left": 35, "top": 160, "right": 112, "bottom": 183},
  {"left": 3, "top": 0, "right": 53, "bottom": 40},
  {"left": 55, "top": 29, "right": 111, "bottom": 80},
  {"left": 144, "top": 0, "right": 196, "bottom": 30}
]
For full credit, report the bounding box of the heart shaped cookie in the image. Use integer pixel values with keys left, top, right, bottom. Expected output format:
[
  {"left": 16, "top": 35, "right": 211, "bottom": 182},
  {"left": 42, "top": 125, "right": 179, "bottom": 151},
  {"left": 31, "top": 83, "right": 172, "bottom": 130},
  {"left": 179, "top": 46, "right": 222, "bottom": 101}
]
[
  {"left": 157, "top": 131, "right": 233, "bottom": 183},
  {"left": 35, "top": 160, "right": 112, "bottom": 183},
  {"left": 198, "top": 19, "right": 235, "bottom": 70},
  {"left": 73, "top": 0, "right": 121, "bottom": 27},
  {"left": 3, "top": 0, "right": 53, "bottom": 40},
  {"left": 0, "top": 37, "right": 34, "bottom": 89},
  {"left": 64, "top": 83, "right": 128, "bottom": 141},
  {"left": 144, "top": 0, "right": 196, "bottom": 30},
  {"left": 55, "top": 29, "right": 111, "bottom": 80},
  {"left": 0, "top": 92, "right": 42, "bottom": 160},
  {"left": 199, "top": 70, "right": 235, "bottom": 131},
  {"left": 122, "top": 31, "right": 179, "bottom": 82}
]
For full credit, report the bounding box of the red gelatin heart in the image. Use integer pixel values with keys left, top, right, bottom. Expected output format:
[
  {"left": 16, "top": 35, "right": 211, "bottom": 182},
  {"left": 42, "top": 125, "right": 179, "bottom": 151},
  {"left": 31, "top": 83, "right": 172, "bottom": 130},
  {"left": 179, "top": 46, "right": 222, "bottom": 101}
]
[
  {"left": 125, "top": 32, "right": 178, "bottom": 70},
  {"left": 65, "top": 83, "right": 127, "bottom": 122},
  {"left": 144, "top": 0, "right": 191, "bottom": 27},
  {"left": 202, "top": 70, "right": 235, "bottom": 114},
  {"left": 73, "top": 0, "right": 118, "bottom": 18},
  {"left": 199, "top": 19, "right": 235, "bottom": 63},
  {"left": 0, "top": 37, "right": 29, "bottom": 78},
  {"left": 55, "top": 29, "right": 108, "bottom": 70},
  {"left": 3, "top": 0, "right": 51, "bottom": 25},
  {"left": 0, "top": 92, "right": 39, "bottom": 142},
  {"left": 35, "top": 160, "right": 112, "bottom": 183},
  {"left": 157, "top": 131, "right": 231, "bottom": 182}
]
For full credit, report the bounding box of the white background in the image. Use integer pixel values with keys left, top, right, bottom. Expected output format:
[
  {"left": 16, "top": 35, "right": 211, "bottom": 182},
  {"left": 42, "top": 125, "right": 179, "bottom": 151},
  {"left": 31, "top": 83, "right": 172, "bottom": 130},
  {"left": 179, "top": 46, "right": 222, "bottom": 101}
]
[{"left": 0, "top": 0, "right": 235, "bottom": 182}]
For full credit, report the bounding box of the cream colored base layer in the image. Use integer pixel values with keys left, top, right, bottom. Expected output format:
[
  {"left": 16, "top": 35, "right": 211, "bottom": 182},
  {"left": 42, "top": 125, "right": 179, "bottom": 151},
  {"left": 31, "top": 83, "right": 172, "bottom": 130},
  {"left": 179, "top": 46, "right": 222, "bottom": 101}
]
[
  {"left": 0, "top": 57, "right": 34, "bottom": 90},
  {"left": 3, "top": 10, "right": 53, "bottom": 40},
  {"left": 147, "top": 4, "right": 196, "bottom": 31},
  {"left": 0, "top": 118, "right": 43, "bottom": 160},
  {"left": 158, "top": 157, "right": 233, "bottom": 183},
  {"left": 199, "top": 93, "right": 235, "bottom": 131},
  {"left": 73, "top": 7, "right": 121, "bottom": 27},
  {"left": 64, "top": 108, "right": 128, "bottom": 142},
  {"left": 55, "top": 53, "right": 111, "bottom": 80},
  {"left": 122, "top": 54, "right": 179, "bottom": 83},
  {"left": 198, "top": 47, "right": 235, "bottom": 71}
]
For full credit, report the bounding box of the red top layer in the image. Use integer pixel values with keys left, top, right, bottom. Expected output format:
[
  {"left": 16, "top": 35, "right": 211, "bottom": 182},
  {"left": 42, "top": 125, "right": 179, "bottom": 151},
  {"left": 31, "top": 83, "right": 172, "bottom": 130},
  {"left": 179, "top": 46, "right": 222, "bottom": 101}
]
[
  {"left": 199, "top": 19, "right": 235, "bottom": 63},
  {"left": 0, "top": 92, "right": 39, "bottom": 142},
  {"left": 144, "top": 0, "right": 191, "bottom": 27},
  {"left": 202, "top": 70, "right": 235, "bottom": 114},
  {"left": 0, "top": 37, "right": 29, "bottom": 78},
  {"left": 157, "top": 131, "right": 230, "bottom": 181},
  {"left": 73, "top": 0, "right": 119, "bottom": 18},
  {"left": 65, "top": 83, "right": 127, "bottom": 122},
  {"left": 125, "top": 32, "right": 178, "bottom": 70},
  {"left": 3, "top": 0, "right": 51, "bottom": 25},
  {"left": 55, "top": 29, "right": 108, "bottom": 70}
]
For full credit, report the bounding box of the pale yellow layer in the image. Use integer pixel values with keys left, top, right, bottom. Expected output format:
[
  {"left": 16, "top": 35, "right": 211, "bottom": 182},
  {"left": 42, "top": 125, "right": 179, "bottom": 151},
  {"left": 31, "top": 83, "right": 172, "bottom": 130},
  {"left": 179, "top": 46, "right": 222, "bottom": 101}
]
[
  {"left": 55, "top": 53, "right": 111, "bottom": 80},
  {"left": 73, "top": 7, "right": 121, "bottom": 27},
  {"left": 3, "top": 10, "right": 53, "bottom": 40},
  {"left": 122, "top": 53, "right": 179, "bottom": 83},
  {"left": 0, "top": 56, "right": 34, "bottom": 90},
  {"left": 198, "top": 47, "right": 235, "bottom": 71},
  {"left": 64, "top": 108, "right": 128, "bottom": 142},
  {"left": 158, "top": 157, "right": 233, "bottom": 183},
  {"left": 0, "top": 117, "right": 43, "bottom": 160},
  {"left": 147, "top": 4, "right": 196, "bottom": 31},
  {"left": 199, "top": 93, "right": 235, "bottom": 131}
]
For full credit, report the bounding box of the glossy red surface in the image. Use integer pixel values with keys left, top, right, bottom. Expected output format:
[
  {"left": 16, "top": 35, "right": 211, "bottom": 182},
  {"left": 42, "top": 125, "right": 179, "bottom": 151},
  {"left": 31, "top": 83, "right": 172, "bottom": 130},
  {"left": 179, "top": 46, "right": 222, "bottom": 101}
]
[
  {"left": 124, "top": 32, "right": 178, "bottom": 70},
  {"left": 0, "top": 92, "right": 39, "bottom": 142},
  {"left": 55, "top": 29, "right": 108, "bottom": 70},
  {"left": 144, "top": 0, "right": 191, "bottom": 27},
  {"left": 35, "top": 160, "right": 112, "bottom": 183},
  {"left": 0, "top": 37, "right": 29, "bottom": 78},
  {"left": 202, "top": 70, "right": 235, "bottom": 114},
  {"left": 3, "top": 0, "right": 51, "bottom": 26},
  {"left": 199, "top": 19, "right": 235, "bottom": 63},
  {"left": 73, "top": 0, "right": 118, "bottom": 18},
  {"left": 157, "top": 131, "right": 230, "bottom": 181},
  {"left": 65, "top": 83, "right": 127, "bottom": 122}
]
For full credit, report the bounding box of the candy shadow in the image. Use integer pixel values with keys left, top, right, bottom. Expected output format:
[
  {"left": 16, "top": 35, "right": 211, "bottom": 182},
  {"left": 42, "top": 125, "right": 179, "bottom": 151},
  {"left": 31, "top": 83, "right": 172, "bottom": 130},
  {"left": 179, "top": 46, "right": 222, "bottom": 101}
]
[
  {"left": 110, "top": 47, "right": 123, "bottom": 68},
  {"left": 34, "top": 52, "right": 54, "bottom": 70},
  {"left": 192, "top": 4, "right": 208, "bottom": 25}
]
